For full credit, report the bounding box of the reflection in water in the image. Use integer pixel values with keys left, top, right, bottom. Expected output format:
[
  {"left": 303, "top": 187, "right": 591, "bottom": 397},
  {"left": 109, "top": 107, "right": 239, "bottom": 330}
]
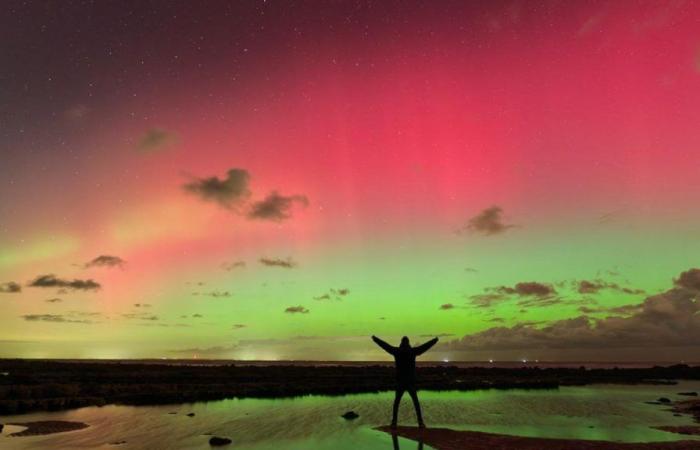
[
  {"left": 392, "top": 432, "right": 423, "bottom": 450},
  {"left": 2, "top": 383, "right": 700, "bottom": 449}
]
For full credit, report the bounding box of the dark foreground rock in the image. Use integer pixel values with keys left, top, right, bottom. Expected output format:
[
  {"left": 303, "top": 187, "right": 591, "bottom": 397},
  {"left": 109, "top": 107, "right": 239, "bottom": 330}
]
[
  {"left": 678, "top": 392, "right": 698, "bottom": 397},
  {"left": 7, "top": 420, "right": 89, "bottom": 436},
  {"left": 209, "top": 436, "right": 232, "bottom": 446},
  {"left": 342, "top": 410, "right": 359, "bottom": 419},
  {"left": 1, "top": 359, "right": 699, "bottom": 415},
  {"left": 377, "top": 426, "right": 700, "bottom": 450}
]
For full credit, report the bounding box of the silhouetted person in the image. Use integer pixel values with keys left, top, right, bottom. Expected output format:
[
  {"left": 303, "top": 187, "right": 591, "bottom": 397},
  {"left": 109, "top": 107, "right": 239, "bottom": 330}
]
[{"left": 372, "top": 335, "right": 439, "bottom": 428}]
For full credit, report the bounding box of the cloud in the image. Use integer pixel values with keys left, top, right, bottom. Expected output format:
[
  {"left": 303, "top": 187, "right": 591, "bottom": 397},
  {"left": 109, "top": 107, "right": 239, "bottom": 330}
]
[
  {"left": 469, "top": 293, "right": 508, "bottom": 308},
  {"left": 221, "top": 261, "right": 246, "bottom": 271},
  {"left": 247, "top": 191, "right": 309, "bottom": 222},
  {"left": 468, "top": 282, "right": 556, "bottom": 308},
  {"left": 497, "top": 282, "right": 556, "bottom": 297},
  {"left": 232, "top": 324, "right": 246, "bottom": 329},
  {"left": 21, "top": 314, "right": 96, "bottom": 324},
  {"left": 259, "top": 257, "right": 298, "bottom": 269},
  {"left": 193, "top": 290, "right": 232, "bottom": 298},
  {"left": 183, "top": 168, "right": 251, "bottom": 209},
  {"left": 122, "top": 313, "right": 158, "bottom": 321},
  {"left": 440, "top": 303, "right": 455, "bottom": 310},
  {"left": 675, "top": 268, "right": 700, "bottom": 291},
  {"left": 136, "top": 128, "right": 178, "bottom": 152},
  {"left": 285, "top": 305, "right": 309, "bottom": 314},
  {"left": 28, "top": 274, "right": 101, "bottom": 291},
  {"left": 314, "top": 288, "right": 350, "bottom": 301},
  {"left": 446, "top": 268, "right": 700, "bottom": 351},
  {"left": 577, "top": 279, "right": 645, "bottom": 295},
  {"left": 84, "top": 255, "right": 125, "bottom": 269},
  {"left": 0, "top": 281, "right": 21, "bottom": 293},
  {"left": 578, "top": 303, "right": 642, "bottom": 315},
  {"left": 462, "top": 206, "right": 515, "bottom": 236}
]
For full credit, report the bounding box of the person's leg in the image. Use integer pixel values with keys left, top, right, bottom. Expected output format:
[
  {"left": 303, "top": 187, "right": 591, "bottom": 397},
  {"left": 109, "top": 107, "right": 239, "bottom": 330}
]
[
  {"left": 391, "top": 433, "right": 400, "bottom": 450},
  {"left": 392, "top": 388, "right": 405, "bottom": 427},
  {"left": 408, "top": 388, "right": 425, "bottom": 427}
]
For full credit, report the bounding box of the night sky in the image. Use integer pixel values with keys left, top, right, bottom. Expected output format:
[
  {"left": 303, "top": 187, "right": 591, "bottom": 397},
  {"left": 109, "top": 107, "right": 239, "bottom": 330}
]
[{"left": 2, "top": 1, "right": 700, "bottom": 361}]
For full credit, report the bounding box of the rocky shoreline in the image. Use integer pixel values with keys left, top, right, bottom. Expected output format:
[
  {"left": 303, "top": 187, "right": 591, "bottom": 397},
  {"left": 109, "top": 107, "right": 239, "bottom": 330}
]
[{"left": 1, "top": 359, "right": 699, "bottom": 415}]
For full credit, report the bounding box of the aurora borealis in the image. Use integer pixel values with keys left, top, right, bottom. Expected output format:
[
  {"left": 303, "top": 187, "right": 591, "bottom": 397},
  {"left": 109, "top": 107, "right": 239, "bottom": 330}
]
[{"left": 2, "top": 0, "right": 700, "bottom": 361}]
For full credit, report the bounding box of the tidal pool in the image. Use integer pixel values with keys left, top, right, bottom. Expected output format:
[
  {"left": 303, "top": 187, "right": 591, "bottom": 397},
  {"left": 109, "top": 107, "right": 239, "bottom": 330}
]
[{"left": 2, "top": 382, "right": 699, "bottom": 449}]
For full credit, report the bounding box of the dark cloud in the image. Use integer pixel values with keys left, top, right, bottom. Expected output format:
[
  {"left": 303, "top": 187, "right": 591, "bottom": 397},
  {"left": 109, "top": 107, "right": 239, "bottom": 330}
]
[
  {"left": 446, "top": 268, "right": 700, "bottom": 351},
  {"left": 183, "top": 168, "right": 251, "bottom": 209},
  {"left": 285, "top": 305, "right": 309, "bottom": 314},
  {"left": 469, "top": 292, "right": 508, "bottom": 308},
  {"left": 675, "top": 268, "right": 700, "bottom": 291},
  {"left": 21, "top": 314, "right": 95, "bottom": 324},
  {"left": 84, "top": 255, "right": 125, "bottom": 269},
  {"left": 498, "top": 282, "right": 556, "bottom": 297},
  {"left": 122, "top": 313, "right": 158, "bottom": 321},
  {"left": 0, "top": 281, "right": 21, "bottom": 293},
  {"left": 232, "top": 324, "right": 246, "bottom": 329},
  {"left": 440, "top": 303, "right": 455, "bottom": 310},
  {"left": 247, "top": 191, "right": 309, "bottom": 221},
  {"left": 462, "top": 206, "right": 515, "bottom": 236},
  {"left": 314, "top": 288, "right": 350, "bottom": 301},
  {"left": 45, "top": 298, "right": 62, "bottom": 303},
  {"left": 28, "top": 274, "right": 101, "bottom": 291},
  {"left": 136, "top": 128, "right": 178, "bottom": 152},
  {"left": 577, "top": 279, "right": 645, "bottom": 295},
  {"left": 193, "top": 290, "right": 232, "bottom": 298},
  {"left": 221, "top": 261, "right": 246, "bottom": 271},
  {"left": 578, "top": 303, "right": 642, "bottom": 315},
  {"left": 259, "top": 257, "right": 298, "bottom": 269}
]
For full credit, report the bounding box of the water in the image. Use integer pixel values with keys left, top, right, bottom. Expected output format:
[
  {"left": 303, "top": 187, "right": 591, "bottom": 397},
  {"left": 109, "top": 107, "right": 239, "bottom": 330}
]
[{"left": 2, "top": 382, "right": 699, "bottom": 449}]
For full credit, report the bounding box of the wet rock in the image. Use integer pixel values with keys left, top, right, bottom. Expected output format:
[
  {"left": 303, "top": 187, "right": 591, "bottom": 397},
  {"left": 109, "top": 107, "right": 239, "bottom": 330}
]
[
  {"left": 209, "top": 436, "right": 232, "bottom": 446},
  {"left": 679, "top": 392, "right": 698, "bottom": 397},
  {"left": 342, "top": 410, "right": 359, "bottom": 420},
  {"left": 658, "top": 397, "right": 672, "bottom": 403},
  {"left": 187, "top": 413, "right": 195, "bottom": 417}
]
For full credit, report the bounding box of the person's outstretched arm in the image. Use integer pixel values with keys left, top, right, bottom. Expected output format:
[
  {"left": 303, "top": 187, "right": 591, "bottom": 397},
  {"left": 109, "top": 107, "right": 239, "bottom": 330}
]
[
  {"left": 372, "top": 335, "right": 397, "bottom": 355},
  {"left": 413, "top": 337, "right": 439, "bottom": 356}
]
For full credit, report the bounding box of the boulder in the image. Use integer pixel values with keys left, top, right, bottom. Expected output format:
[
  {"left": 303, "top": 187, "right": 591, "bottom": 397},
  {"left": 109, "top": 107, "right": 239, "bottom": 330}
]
[
  {"left": 187, "top": 413, "right": 195, "bottom": 417},
  {"left": 342, "top": 411, "right": 359, "bottom": 420},
  {"left": 658, "top": 397, "right": 672, "bottom": 403},
  {"left": 209, "top": 436, "right": 232, "bottom": 446}
]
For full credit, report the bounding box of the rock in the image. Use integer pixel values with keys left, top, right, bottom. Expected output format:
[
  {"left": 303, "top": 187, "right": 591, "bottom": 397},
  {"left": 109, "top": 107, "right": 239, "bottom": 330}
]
[
  {"left": 342, "top": 411, "right": 359, "bottom": 420},
  {"left": 0, "top": 423, "right": 3, "bottom": 432},
  {"left": 679, "top": 392, "right": 698, "bottom": 397},
  {"left": 658, "top": 397, "right": 672, "bottom": 403},
  {"left": 187, "top": 413, "right": 195, "bottom": 417},
  {"left": 209, "top": 436, "right": 232, "bottom": 446}
]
